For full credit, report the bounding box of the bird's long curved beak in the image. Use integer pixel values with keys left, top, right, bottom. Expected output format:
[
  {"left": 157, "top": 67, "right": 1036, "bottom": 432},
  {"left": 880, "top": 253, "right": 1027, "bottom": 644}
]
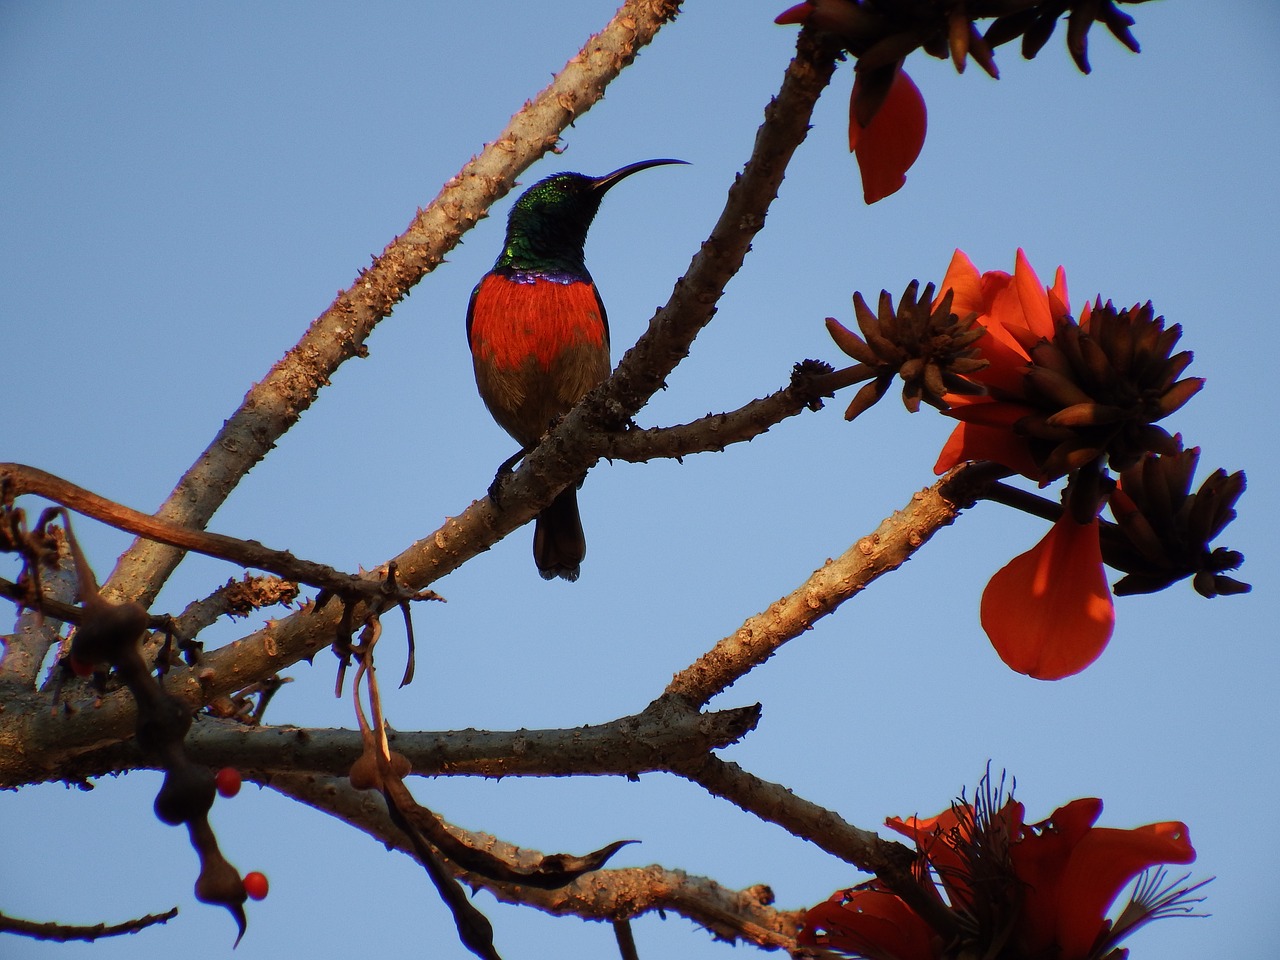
[{"left": 591, "top": 158, "right": 688, "bottom": 193}]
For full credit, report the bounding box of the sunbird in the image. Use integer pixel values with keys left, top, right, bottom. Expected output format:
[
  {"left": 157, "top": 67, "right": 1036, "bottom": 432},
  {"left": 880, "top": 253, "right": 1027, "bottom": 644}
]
[{"left": 467, "top": 158, "right": 686, "bottom": 580}]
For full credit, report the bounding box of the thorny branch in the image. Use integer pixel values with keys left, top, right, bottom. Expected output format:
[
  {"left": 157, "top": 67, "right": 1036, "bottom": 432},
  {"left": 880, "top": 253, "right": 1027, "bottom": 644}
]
[
  {"left": 0, "top": 907, "right": 180, "bottom": 942},
  {"left": 672, "top": 755, "right": 956, "bottom": 941},
  {"left": 666, "top": 461, "right": 1007, "bottom": 707},
  {"left": 269, "top": 772, "right": 802, "bottom": 952},
  {"left": 4, "top": 698, "right": 760, "bottom": 787}
]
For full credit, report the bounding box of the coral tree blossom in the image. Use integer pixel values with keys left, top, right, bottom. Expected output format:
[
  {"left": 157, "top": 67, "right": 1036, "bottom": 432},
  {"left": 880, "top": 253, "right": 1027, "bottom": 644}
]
[
  {"left": 933, "top": 249, "right": 1114, "bottom": 679},
  {"left": 775, "top": 1, "right": 927, "bottom": 203},
  {"left": 799, "top": 783, "right": 1201, "bottom": 960}
]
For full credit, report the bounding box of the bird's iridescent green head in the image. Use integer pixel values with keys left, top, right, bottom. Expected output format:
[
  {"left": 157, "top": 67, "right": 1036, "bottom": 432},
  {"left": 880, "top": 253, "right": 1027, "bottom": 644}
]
[{"left": 496, "top": 159, "right": 686, "bottom": 275}]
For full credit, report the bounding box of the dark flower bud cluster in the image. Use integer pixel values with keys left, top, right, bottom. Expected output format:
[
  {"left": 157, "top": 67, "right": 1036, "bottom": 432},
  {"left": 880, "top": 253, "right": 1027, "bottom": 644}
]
[
  {"left": 1014, "top": 300, "right": 1202, "bottom": 488},
  {"left": 782, "top": 0, "right": 1151, "bottom": 82},
  {"left": 985, "top": 0, "right": 1148, "bottom": 74},
  {"left": 1105, "top": 448, "right": 1250, "bottom": 598},
  {"left": 825, "top": 280, "right": 988, "bottom": 419}
]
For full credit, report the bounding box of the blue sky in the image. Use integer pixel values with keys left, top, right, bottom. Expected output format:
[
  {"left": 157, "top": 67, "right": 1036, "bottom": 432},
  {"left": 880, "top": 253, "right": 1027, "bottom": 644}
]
[{"left": 2, "top": 3, "right": 1277, "bottom": 959}]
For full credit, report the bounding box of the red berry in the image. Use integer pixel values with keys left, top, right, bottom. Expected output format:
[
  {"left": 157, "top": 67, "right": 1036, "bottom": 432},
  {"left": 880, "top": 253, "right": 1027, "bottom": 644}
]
[
  {"left": 243, "top": 871, "right": 269, "bottom": 901},
  {"left": 214, "top": 767, "right": 242, "bottom": 798}
]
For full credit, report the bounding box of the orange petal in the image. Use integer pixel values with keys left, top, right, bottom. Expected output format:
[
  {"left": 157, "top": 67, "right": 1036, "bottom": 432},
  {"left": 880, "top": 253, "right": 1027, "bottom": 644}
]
[
  {"left": 934, "top": 422, "right": 1041, "bottom": 480},
  {"left": 979, "top": 272, "right": 1039, "bottom": 365},
  {"left": 935, "top": 249, "right": 983, "bottom": 317},
  {"left": 1010, "top": 798, "right": 1104, "bottom": 956},
  {"left": 1054, "top": 821, "right": 1196, "bottom": 959},
  {"left": 1013, "top": 249, "right": 1056, "bottom": 340},
  {"left": 980, "top": 515, "right": 1115, "bottom": 679},
  {"left": 1049, "top": 264, "right": 1071, "bottom": 319},
  {"left": 887, "top": 806, "right": 977, "bottom": 911},
  {"left": 799, "top": 887, "right": 938, "bottom": 959},
  {"left": 850, "top": 67, "right": 927, "bottom": 203}
]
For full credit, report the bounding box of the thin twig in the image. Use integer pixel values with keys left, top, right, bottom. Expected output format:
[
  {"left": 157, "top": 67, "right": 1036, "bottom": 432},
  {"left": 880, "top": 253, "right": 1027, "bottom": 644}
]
[
  {"left": 601, "top": 364, "right": 834, "bottom": 463},
  {"left": 0, "top": 907, "right": 178, "bottom": 942},
  {"left": 0, "top": 463, "right": 428, "bottom": 608},
  {"left": 614, "top": 919, "right": 641, "bottom": 960}
]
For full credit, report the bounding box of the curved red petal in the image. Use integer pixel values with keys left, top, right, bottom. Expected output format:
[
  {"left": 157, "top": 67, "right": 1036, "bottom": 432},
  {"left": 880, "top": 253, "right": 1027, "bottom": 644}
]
[
  {"left": 980, "top": 515, "right": 1115, "bottom": 679},
  {"left": 934, "top": 422, "right": 1041, "bottom": 480},
  {"left": 1053, "top": 821, "right": 1196, "bottom": 959},
  {"left": 853, "top": 68, "right": 927, "bottom": 203},
  {"left": 936, "top": 250, "right": 983, "bottom": 316},
  {"left": 1010, "top": 798, "right": 1104, "bottom": 956},
  {"left": 887, "top": 807, "right": 976, "bottom": 910},
  {"left": 1013, "top": 249, "right": 1056, "bottom": 340},
  {"left": 799, "top": 888, "right": 939, "bottom": 960},
  {"left": 1050, "top": 264, "right": 1071, "bottom": 319}
]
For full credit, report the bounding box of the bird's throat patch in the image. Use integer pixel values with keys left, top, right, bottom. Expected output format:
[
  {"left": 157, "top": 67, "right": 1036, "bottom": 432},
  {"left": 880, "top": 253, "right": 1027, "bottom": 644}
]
[{"left": 469, "top": 273, "right": 607, "bottom": 371}]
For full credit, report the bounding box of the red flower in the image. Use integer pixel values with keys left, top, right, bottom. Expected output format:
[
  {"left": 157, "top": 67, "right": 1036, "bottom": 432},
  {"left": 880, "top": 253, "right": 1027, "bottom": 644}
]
[
  {"left": 932, "top": 248, "right": 1073, "bottom": 481},
  {"left": 927, "top": 249, "right": 1118, "bottom": 679},
  {"left": 800, "top": 783, "right": 1202, "bottom": 960},
  {"left": 801, "top": 882, "right": 940, "bottom": 960},
  {"left": 775, "top": 2, "right": 928, "bottom": 203}
]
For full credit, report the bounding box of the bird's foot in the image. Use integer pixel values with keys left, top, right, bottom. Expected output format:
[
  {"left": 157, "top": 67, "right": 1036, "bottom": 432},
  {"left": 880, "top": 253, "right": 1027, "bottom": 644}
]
[{"left": 488, "top": 447, "right": 529, "bottom": 506}]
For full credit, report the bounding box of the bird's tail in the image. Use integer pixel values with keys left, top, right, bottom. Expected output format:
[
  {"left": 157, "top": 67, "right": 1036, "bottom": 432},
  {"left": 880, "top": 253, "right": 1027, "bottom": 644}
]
[{"left": 534, "top": 486, "right": 586, "bottom": 582}]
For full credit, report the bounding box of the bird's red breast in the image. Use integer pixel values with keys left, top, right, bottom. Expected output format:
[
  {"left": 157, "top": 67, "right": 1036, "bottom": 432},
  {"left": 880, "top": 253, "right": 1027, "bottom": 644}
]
[{"left": 468, "top": 273, "right": 608, "bottom": 372}]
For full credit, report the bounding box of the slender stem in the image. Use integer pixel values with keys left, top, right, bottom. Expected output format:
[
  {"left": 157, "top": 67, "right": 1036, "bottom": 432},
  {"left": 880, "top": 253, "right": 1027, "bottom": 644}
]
[{"left": 0, "top": 464, "right": 423, "bottom": 606}]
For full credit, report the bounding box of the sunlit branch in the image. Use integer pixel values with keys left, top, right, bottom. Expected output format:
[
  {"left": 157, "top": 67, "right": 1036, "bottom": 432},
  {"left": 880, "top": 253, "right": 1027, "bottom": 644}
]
[
  {"left": 665, "top": 461, "right": 1005, "bottom": 706},
  {"left": 0, "top": 528, "right": 75, "bottom": 689},
  {"left": 270, "top": 772, "right": 801, "bottom": 952},
  {"left": 99, "top": 0, "right": 684, "bottom": 611},
  {"left": 166, "top": 574, "right": 301, "bottom": 645}
]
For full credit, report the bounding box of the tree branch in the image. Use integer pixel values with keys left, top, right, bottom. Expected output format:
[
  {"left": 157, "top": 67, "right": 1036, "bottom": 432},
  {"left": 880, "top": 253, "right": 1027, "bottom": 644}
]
[
  {"left": 600, "top": 363, "right": 833, "bottom": 463},
  {"left": 99, "top": 0, "right": 684, "bottom": 611},
  {"left": 0, "top": 907, "right": 179, "bottom": 942},
  {"left": 269, "top": 772, "right": 801, "bottom": 952},
  {"left": 167, "top": 573, "right": 300, "bottom": 644},
  {"left": 0, "top": 526, "right": 75, "bottom": 689},
  {"left": 0, "top": 463, "right": 432, "bottom": 610},
  {"left": 665, "top": 461, "right": 1006, "bottom": 707},
  {"left": 0, "top": 692, "right": 759, "bottom": 788},
  {"left": 671, "top": 754, "right": 957, "bottom": 940}
]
